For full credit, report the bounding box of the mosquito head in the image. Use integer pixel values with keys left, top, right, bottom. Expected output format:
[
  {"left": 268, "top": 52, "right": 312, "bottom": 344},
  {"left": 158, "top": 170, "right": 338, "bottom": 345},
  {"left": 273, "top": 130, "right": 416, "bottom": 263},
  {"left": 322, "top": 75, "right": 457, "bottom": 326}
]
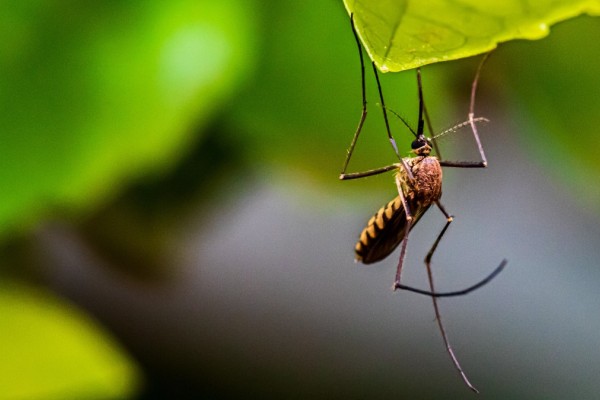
[{"left": 411, "top": 135, "right": 432, "bottom": 156}]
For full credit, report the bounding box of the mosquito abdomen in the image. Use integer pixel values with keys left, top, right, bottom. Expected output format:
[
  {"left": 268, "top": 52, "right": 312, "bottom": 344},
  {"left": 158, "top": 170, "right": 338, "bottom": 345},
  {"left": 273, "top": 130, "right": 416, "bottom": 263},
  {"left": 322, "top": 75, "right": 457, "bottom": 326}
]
[
  {"left": 355, "top": 196, "right": 407, "bottom": 264},
  {"left": 355, "top": 156, "right": 442, "bottom": 264}
]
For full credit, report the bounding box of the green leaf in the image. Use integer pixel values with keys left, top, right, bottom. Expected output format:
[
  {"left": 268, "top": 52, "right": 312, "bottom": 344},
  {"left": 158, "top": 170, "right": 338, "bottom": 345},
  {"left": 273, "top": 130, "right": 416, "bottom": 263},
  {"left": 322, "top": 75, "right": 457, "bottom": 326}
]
[
  {"left": 0, "top": 0, "right": 257, "bottom": 238},
  {"left": 344, "top": 0, "right": 600, "bottom": 72},
  {"left": 0, "top": 282, "right": 140, "bottom": 399}
]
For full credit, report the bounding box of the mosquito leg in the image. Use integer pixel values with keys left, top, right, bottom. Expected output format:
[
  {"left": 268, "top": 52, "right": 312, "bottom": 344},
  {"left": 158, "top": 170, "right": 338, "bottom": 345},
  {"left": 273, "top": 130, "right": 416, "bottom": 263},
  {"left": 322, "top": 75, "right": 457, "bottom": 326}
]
[
  {"left": 392, "top": 174, "right": 413, "bottom": 290},
  {"left": 438, "top": 52, "right": 493, "bottom": 169},
  {"left": 373, "top": 63, "right": 415, "bottom": 182},
  {"left": 415, "top": 69, "right": 426, "bottom": 137},
  {"left": 467, "top": 52, "right": 492, "bottom": 166},
  {"left": 340, "top": 15, "right": 413, "bottom": 181},
  {"left": 395, "top": 260, "right": 507, "bottom": 297},
  {"left": 340, "top": 163, "right": 400, "bottom": 180},
  {"left": 395, "top": 200, "right": 508, "bottom": 296},
  {"left": 426, "top": 255, "right": 480, "bottom": 393},
  {"left": 340, "top": 14, "right": 368, "bottom": 176},
  {"left": 425, "top": 202, "right": 478, "bottom": 392},
  {"left": 373, "top": 62, "right": 401, "bottom": 161},
  {"left": 435, "top": 200, "right": 452, "bottom": 220},
  {"left": 393, "top": 200, "right": 450, "bottom": 293},
  {"left": 393, "top": 219, "right": 411, "bottom": 291},
  {"left": 422, "top": 93, "right": 441, "bottom": 158}
]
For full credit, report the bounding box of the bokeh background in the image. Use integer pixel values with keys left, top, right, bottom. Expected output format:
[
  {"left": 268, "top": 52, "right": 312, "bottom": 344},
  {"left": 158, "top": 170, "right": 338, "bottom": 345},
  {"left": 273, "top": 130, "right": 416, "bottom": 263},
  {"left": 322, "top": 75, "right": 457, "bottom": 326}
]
[{"left": 1, "top": 1, "right": 599, "bottom": 399}]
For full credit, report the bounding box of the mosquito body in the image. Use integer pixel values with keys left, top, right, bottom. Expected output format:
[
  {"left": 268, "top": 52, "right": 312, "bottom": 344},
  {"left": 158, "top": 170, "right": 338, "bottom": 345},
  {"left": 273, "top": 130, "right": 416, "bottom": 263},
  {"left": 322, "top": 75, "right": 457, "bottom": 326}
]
[
  {"left": 355, "top": 142, "right": 441, "bottom": 265},
  {"left": 341, "top": 14, "right": 507, "bottom": 393}
]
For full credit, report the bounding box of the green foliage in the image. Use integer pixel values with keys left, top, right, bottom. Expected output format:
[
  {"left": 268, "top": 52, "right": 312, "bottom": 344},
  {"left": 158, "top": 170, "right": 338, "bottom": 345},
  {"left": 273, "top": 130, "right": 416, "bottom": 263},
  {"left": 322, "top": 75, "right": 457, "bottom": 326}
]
[
  {"left": 344, "top": 0, "right": 600, "bottom": 72},
  {"left": 0, "top": 0, "right": 257, "bottom": 238},
  {"left": 0, "top": 282, "right": 139, "bottom": 399},
  {"left": 0, "top": 1, "right": 257, "bottom": 397}
]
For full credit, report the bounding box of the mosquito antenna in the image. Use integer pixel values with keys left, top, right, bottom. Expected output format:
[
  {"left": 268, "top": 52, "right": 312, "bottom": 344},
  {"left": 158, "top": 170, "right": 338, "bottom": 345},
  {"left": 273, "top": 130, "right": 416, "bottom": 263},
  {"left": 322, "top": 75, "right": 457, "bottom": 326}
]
[
  {"left": 382, "top": 106, "right": 417, "bottom": 137},
  {"left": 432, "top": 117, "right": 489, "bottom": 141}
]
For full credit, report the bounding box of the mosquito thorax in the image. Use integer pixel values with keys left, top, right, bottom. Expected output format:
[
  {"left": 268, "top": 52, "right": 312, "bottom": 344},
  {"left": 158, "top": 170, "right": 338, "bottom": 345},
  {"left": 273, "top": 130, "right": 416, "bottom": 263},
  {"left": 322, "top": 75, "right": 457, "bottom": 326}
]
[{"left": 410, "top": 136, "right": 432, "bottom": 156}]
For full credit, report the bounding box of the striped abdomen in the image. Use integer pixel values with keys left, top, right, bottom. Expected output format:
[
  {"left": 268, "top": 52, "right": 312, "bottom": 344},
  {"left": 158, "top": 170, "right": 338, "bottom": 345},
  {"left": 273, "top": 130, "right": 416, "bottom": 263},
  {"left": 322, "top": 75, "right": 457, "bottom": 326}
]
[
  {"left": 354, "top": 156, "right": 442, "bottom": 264},
  {"left": 355, "top": 195, "right": 429, "bottom": 264}
]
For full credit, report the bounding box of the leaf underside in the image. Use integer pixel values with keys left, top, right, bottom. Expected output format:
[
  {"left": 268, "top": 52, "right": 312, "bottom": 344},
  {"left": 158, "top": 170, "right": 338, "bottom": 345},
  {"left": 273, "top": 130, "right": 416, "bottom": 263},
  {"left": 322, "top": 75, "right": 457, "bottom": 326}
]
[{"left": 344, "top": 0, "right": 600, "bottom": 72}]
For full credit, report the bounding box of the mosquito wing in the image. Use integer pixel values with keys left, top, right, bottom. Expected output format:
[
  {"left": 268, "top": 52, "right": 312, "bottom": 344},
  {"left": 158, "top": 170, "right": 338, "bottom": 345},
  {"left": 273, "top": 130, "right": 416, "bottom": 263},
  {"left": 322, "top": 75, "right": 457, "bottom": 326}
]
[{"left": 355, "top": 196, "right": 429, "bottom": 264}]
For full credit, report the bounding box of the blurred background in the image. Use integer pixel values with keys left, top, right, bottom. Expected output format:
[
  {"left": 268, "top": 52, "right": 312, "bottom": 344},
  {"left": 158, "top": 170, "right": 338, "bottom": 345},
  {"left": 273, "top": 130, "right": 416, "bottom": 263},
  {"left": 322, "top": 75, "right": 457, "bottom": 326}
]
[{"left": 1, "top": 1, "right": 599, "bottom": 399}]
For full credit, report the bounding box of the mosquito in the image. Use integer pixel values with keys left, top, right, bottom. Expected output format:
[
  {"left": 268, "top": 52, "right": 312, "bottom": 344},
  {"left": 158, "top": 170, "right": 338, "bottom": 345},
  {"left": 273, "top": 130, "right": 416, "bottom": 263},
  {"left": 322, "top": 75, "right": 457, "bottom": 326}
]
[{"left": 340, "top": 14, "right": 507, "bottom": 393}]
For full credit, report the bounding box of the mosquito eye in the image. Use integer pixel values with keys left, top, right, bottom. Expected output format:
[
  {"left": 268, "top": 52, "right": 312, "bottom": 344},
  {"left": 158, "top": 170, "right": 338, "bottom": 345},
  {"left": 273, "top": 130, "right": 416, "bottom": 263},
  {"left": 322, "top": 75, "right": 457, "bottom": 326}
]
[{"left": 411, "top": 140, "right": 421, "bottom": 150}]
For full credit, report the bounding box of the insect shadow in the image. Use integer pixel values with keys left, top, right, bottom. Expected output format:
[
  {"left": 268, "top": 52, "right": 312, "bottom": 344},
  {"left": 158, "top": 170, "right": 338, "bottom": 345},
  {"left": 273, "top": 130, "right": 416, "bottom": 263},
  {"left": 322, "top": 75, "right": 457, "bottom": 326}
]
[{"left": 340, "top": 14, "right": 508, "bottom": 393}]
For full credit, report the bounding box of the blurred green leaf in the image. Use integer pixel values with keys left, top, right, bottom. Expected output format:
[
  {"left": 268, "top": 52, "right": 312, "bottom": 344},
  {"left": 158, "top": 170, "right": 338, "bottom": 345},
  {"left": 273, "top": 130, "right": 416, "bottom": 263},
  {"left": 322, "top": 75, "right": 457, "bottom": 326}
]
[
  {"left": 0, "top": 0, "right": 257, "bottom": 238},
  {"left": 344, "top": 0, "right": 600, "bottom": 72},
  {"left": 0, "top": 282, "right": 139, "bottom": 399}
]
